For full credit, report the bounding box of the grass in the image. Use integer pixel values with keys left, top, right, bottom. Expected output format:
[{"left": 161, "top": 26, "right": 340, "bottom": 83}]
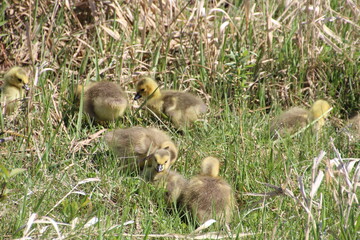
[{"left": 0, "top": 0, "right": 359, "bottom": 239}]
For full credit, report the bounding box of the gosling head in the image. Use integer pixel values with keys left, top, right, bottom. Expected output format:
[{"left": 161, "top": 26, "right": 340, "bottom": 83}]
[
  {"left": 201, "top": 157, "right": 220, "bottom": 177},
  {"left": 151, "top": 148, "right": 171, "bottom": 173},
  {"left": 160, "top": 141, "right": 178, "bottom": 163},
  {"left": 309, "top": 100, "right": 331, "bottom": 120},
  {"left": 4, "top": 67, "right": 30, "bottom": 91},
  {"left": 134, "top": 77, "right": 160, "bottom": 100},
  {"left": 309, "top": 100, "right": 332, "bottom": 131}
]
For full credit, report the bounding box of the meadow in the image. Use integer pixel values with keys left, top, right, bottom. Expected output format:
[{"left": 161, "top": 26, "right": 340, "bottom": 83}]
[{"left": 0, "top": 0, "right": 359, "bottom": 239}]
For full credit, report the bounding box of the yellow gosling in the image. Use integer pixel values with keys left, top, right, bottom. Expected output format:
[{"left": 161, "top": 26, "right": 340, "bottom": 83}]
[
  {"left": 270, "top": 99, "right": 331, "bottom": 137},
  {"left": 1, "top": 67, "right": 30, "bottom": 114},
  {"left": 134, "top": 77, "right": 207, "bottom": 128}
]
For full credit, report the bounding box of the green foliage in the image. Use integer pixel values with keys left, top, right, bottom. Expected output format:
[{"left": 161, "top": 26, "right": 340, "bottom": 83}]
[
  {"left": 0, "top": 164, "right": 26, "bottom": 201},
  {"left": 60, "top": 197, "right": 92, "bottom": 223}
]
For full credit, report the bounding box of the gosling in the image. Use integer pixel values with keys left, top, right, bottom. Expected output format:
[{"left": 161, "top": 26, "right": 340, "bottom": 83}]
[
  {"left": 1, "top": 67, "right": 30, "bottom": 114},
  {"left": 104, "top": 127, "right": 178, "bottom": 169},
  {"left": 76, "top": 81, "right": 128, "bottom": 121},
  {"left": 181, "top": 157, "right": 234, "bottom": 224},
  {"left": 270, "top": 99, "right": 331, "bottom": 137},
  {"left": 134, "top": 77, "right": 207, "bottom": 128},
  {"left": 141, "top": 148, "right": 173, "bottom": 182}
]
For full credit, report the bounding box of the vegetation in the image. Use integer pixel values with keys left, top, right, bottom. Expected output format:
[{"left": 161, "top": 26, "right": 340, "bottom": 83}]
[{"left": 0, "top": 0, "right": 359, "bottom": 239}]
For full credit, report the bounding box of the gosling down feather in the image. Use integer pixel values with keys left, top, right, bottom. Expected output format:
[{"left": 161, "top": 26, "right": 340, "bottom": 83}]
[
  {"left": 181, "top": 157, "right": 234, "bottom": 224},
  {"left": 1, "top": 67, "right": 30, "bottom": 115},
  {"left": 76, "top": 81, "right": 128, "bottom": 121},
  {"left": 104, "top": 127, "right": 178, "bottom": 169},
  {"left": 134, "top": 77, "right": 207, "bottom": 128},
  {"left": 153, "top": 170, "right": 187, "bottom": 206},
  {"left": 270, "top": 99, "right": 331, "bottom": 137}
]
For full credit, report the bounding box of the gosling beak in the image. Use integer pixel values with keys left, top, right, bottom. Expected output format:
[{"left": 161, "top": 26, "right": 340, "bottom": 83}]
[
  {"left": 134, "top": 92, "right": 142, "bottom": 100},
  {"left": 155, "top": 164, "right": 164, "bottom": 172},
  {"left": 22, "top": 84, "right": 30, "bottom": 91}
]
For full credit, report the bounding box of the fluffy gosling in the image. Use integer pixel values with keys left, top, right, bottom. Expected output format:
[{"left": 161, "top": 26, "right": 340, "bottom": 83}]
[
  {"left": 181, "top": 157, "right": 234, "bottom": 224},
  {"left": 134, "top": 77, "right": 207, "bottom": 128},
  {"left": 104, "top": 127, "right": 178, "bottom": 169},
  {"left": 270, "top": 99, "right": 331, "bottom": 137},
  {"left": 76, "top": 81, "right": 128, "bottom": 121},
  {"left": 1, "top": 67, "right": 30, "bottom": 114}
]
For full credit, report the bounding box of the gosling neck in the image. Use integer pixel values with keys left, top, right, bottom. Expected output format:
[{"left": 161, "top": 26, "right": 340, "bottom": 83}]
[
  {"left": 3, "top": 79, "right": 20, "bottom": 90},
  {"left": 3, "top": 79, "right": 11, "bottom": 87}
]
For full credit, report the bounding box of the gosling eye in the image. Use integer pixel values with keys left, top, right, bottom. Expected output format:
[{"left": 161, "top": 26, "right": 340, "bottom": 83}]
[
  {"left": 141, "top": 89, "right": 145, "bottom": 92},
  {"left": 17, "top": 78, "right": 23, "bottom": 83},
  {"left": 165, "top": 160, "right": 168, "bottom": 163}
]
